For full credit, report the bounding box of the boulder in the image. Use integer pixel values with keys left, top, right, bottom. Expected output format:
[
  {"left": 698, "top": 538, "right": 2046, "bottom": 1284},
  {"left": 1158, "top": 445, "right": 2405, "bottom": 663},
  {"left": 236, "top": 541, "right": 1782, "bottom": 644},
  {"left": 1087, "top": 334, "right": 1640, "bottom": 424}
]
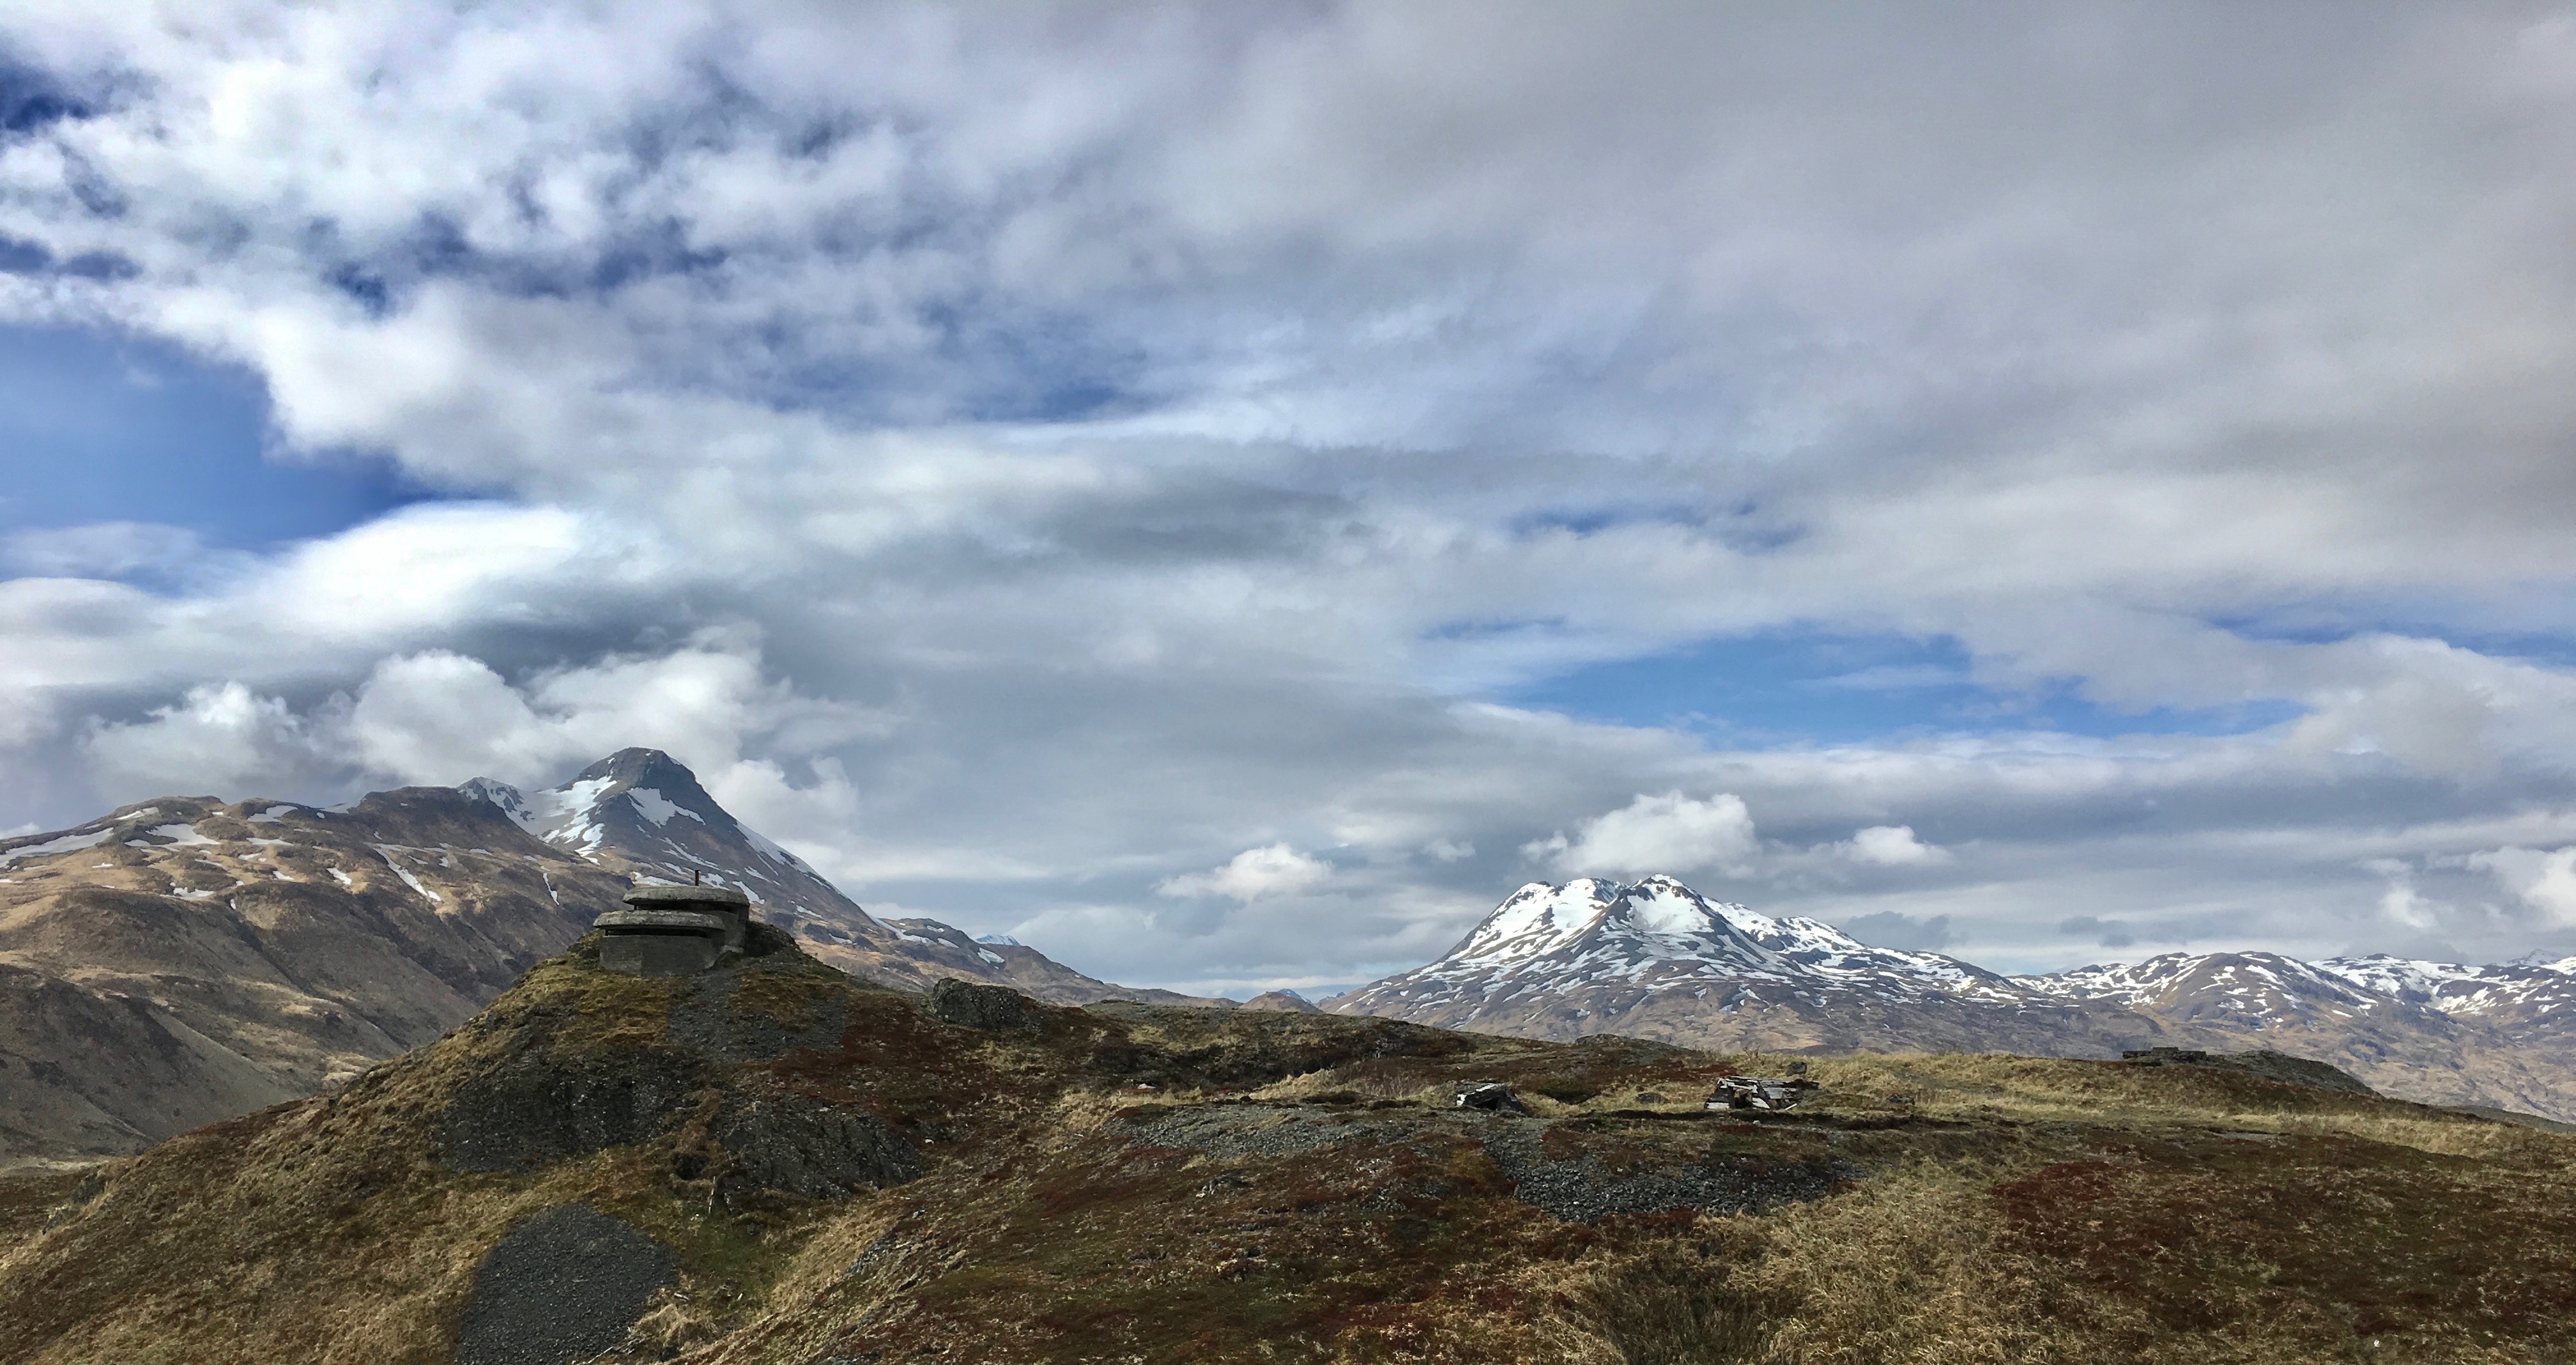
[{"left": 930, "top": 978, "right": 1047, "bottom": 1035}]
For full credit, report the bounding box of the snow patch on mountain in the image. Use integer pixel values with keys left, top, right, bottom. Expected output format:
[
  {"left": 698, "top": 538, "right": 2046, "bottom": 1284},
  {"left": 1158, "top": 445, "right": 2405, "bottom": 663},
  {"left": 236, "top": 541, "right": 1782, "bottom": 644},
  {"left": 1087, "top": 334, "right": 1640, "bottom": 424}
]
[
  {"left": 625, "top": 787, "right": 705, "bottom": 826},
  {"left": 0, "top": 828, "right": 116, "bottom": 866},
  {"left": 2023, "top": 949, "right": 2576, "bottom": 1027},
  {"left": 457, "top": 779, "right": 536, "bottom": 832},
  {"left": 373, "top": 846, "right": 443, "bottom": 904}
]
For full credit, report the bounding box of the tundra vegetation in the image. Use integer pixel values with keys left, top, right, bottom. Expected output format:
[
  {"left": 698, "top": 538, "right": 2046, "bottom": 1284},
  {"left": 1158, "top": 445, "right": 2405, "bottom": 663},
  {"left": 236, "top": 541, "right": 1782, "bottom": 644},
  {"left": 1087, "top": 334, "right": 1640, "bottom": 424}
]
[{"left": 0, "top": 929, "right": 2568, "bottom": 1364}]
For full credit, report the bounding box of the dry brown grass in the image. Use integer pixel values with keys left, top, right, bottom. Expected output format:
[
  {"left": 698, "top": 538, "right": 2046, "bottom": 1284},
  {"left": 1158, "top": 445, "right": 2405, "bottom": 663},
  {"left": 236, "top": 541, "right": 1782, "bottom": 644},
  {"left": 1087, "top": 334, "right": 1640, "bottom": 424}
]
[{"left": 10, "top": 948, "right": 2576, "bottom": 1365}]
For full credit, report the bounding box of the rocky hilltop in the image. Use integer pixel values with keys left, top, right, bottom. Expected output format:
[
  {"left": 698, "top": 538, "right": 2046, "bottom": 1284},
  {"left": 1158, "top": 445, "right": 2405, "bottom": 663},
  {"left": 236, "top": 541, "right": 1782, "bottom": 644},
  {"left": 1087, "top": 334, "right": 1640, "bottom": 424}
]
[
  {"left": 0, "top": 750, "right": 1203, "bottom": 1168},
  {"left": 1333, "top": 875, "right": 2576, "bottom": 1122},
  {"left": 1, "top": 927, "right": 2568, "bottom": 1363}
]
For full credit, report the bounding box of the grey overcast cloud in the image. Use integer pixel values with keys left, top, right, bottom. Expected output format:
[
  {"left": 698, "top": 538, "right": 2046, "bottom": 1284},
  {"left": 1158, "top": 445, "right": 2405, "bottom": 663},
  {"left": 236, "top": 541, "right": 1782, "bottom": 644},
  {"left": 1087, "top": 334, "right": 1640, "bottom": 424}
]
[{"left": 4, "top": 3, "right": 2576, "bottom": 996}]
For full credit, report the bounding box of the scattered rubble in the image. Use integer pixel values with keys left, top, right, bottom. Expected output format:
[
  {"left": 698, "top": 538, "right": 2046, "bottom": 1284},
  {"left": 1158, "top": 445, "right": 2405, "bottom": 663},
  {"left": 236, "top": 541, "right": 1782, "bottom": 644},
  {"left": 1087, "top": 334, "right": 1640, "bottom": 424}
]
[
  {"left": 1707, "top": 1076, "right": 1818, "bottom": 1113},
  {"left": 1454, "top": 1081, "right": 1529, "bottom": 1113},
  {"left": 1479, "top": 1122, "right": 1847, "bottom": 1222}
]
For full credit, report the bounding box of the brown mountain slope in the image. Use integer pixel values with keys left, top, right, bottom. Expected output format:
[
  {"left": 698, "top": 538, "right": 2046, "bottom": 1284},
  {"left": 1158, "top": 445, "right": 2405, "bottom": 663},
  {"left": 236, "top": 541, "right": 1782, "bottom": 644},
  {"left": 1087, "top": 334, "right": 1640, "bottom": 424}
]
[
  {"left": 0, "top": 789, "right": 626, "bottom": 1166},
  {"left": 1, "top": 934, "right": 2570, "bottom": 1364},
  {"left": 2022, "top": 951, "right": 2576, "bottom": 1121},
  {"left": 0, "top": 754, "right": 1215, "bottom": 1168}
]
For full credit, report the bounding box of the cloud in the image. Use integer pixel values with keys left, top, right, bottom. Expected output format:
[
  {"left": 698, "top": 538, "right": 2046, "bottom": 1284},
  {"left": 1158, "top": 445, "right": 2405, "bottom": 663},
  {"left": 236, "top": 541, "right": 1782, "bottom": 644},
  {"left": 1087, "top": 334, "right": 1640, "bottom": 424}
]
[
  {"left": 1836, "top": 911, "right": 1956, "bottom": 952},
  {"left": 3, "top": 522, "right": 206, "bottom": 579},
  {"left": 1, "top": 4, "right": 2575, "bottom": 987},
  {"left": 1158, "top": 844, "right": 1333, "bottom": 902},
  {"left": 84, "top": 682, "right": 330, "bottom": 799},
  {"left": 1835, "top": 824, "right": 1952, "bottom": 868},
  {"left": 2468, "top": 846, "right": 2576, "bottom": 928},
  {"left": 2363, "top": 858, "right": 2446, "bottom": 934},
  {"left": 1525, "top": 792, "right": 1759, "bottom": 879},
  {"left": 2057, "top": 916, "right": 2138, "bottom": 950}
]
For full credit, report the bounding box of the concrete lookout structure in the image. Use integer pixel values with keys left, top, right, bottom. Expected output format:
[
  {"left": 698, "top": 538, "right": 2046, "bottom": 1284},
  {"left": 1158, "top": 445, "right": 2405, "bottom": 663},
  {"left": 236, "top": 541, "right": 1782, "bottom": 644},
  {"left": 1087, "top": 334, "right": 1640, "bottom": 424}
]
[{"left": 594, "top": 883, "right": 752, "bottom": 976}]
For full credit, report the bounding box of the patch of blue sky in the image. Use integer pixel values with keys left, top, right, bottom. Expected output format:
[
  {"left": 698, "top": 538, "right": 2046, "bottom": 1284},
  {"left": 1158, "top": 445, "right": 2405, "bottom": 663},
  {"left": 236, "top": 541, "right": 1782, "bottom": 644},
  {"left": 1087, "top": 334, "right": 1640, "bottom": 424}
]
[
  {"left": 1498, "top": 629, "right": 2305, "bottom": 746},
  {"left": 1510, "top": 498, "right": 1803, "bottom": 555},
  {"left": 2211, "top": 601, "right": 2576, "bottom": 670},
  {"left": 0, "top": 324, "right": 433, "bottom": 556}
]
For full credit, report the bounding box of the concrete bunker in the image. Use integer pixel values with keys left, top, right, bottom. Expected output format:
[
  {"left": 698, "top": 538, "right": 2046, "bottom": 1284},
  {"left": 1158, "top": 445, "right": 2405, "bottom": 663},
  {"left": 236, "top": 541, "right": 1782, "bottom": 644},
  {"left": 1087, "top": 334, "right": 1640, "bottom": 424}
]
[{"left": 594, "top": 882, "right": 751, "bottom": 976}]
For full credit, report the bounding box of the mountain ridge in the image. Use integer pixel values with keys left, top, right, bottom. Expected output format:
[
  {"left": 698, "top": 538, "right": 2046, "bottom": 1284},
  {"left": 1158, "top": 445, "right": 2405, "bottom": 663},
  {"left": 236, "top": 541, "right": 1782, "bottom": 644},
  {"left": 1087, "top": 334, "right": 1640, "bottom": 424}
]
[
  {"left": 0, "top": 748, "right": 1214, "bottom": 1168},
  {"left": 1331, "top": 874, "right": 2576, "bottom": 1121}
]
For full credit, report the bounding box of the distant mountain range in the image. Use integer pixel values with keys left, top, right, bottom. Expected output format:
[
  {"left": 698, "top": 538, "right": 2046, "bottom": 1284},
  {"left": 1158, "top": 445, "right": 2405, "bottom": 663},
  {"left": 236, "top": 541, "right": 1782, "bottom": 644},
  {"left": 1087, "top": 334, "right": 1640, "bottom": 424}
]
[
  {"left": 12, "top": 770, "right": 2572, "bottom": 1167},
  {"left": 0, "top": 748, "right": 1204, "bottom": 1166},
  {"left": 1329, "top": 874, "right": 2576, "bottom": 1122}
]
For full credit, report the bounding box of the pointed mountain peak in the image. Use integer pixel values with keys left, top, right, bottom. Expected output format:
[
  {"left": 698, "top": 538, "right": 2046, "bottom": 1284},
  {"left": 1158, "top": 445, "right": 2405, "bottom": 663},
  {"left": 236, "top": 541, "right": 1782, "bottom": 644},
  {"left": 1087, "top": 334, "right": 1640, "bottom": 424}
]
[
  {"left": 577, "top": 746, "right": 701, "bottom": 786},
  {"left": 533, "top": 749, "right": 739, "bottom": 844},
  {"left": 456, "top": 776, "right": 536, "bottom": 831}
]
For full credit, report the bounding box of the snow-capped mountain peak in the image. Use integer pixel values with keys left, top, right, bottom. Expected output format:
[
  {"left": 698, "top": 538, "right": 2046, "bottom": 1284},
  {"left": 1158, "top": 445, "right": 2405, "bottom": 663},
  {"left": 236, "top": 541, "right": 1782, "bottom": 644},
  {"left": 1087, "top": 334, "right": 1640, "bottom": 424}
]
[
  {"left": 1448, "top": 875, "right": 1787, "bottom": 974},
  {"left": 458, "top": 748, "right": 847, "bottom": 925},
  {"left": 1335, "top": 872, "right": 2068, "bottom": 1042}
]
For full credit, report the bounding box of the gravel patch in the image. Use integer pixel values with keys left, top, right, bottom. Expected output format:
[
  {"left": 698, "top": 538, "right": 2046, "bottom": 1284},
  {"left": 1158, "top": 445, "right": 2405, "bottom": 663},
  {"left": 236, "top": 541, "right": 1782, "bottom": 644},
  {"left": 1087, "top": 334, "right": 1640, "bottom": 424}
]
[
  {"left": 454, "top": 1203, "right": 675, "bottom": 1365},
  {"left": 1122, "top": 1104, "right": 1393, "bottom": 1161}
]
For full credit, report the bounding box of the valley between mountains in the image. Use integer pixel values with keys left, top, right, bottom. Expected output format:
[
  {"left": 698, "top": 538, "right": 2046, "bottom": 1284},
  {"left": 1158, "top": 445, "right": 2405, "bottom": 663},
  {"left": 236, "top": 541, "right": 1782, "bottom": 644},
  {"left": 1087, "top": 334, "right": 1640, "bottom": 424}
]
[{"left": 5, "top": 748, "right": 2574, "bottom": 1173}]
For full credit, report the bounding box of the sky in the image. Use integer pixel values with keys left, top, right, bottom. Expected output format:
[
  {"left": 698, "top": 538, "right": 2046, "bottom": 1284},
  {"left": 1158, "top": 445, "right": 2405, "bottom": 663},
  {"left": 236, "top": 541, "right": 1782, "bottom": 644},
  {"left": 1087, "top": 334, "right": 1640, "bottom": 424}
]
[{"left": 4, "top": 3, "right": 2576, "bottom": 997}]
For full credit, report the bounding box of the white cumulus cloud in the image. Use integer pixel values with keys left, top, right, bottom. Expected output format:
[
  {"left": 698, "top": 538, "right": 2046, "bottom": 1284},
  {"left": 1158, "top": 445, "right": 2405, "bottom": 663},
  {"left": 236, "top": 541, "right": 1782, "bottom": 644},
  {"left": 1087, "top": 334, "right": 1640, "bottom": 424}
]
[
  {"left": 1836, "top": 825, "right": 1953, "bottom": 868},
  {"left": 1524, "top": 792, "right": 1758, "bottom": 879},
  {"left": 1159, "top": 844, "right": 1333, "bottom": 902},
  {"left": 2469, "top": 846, "right": 2576, "bottom": 928}
]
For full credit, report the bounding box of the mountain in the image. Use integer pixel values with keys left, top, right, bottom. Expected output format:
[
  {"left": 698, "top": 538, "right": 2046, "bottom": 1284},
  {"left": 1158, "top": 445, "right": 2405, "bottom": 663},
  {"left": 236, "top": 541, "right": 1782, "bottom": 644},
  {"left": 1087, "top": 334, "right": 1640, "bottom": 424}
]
[
  {"left": 2023, "top": 950, "right": 2576, "bottom": 1119},
  {"left": 457, "top": 749, "right": 1218, "bottom": 1007},
  {"left": 1333, "top": 875, "right": 2576, "bottom": 1121},
  {"left": 4, "top": 928, "right": 2570, "bottom": 1362},
  {"left": 0, "top": 786, "right": 620, "bottom": 1166},
  {"left": 0, "top": 750, "right": 1204, "bottom": 1168},
  {"left": 1329, "top": 875, "right": 2173, "bottom": 1057}
]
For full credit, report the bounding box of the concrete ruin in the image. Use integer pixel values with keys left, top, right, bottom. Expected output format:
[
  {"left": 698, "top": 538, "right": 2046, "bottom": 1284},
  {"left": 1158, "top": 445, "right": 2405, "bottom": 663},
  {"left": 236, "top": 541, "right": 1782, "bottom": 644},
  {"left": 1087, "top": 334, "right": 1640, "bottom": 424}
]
[
  {"left": 1707, "top": 1076, "right": 1818, "bottom": 1113},
  {"left": 1454, "top": 1081, "right": 1529, "bottom": 1113},
  {"left": 593, "top": 883, "right": 752, "bottom": 976}
]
